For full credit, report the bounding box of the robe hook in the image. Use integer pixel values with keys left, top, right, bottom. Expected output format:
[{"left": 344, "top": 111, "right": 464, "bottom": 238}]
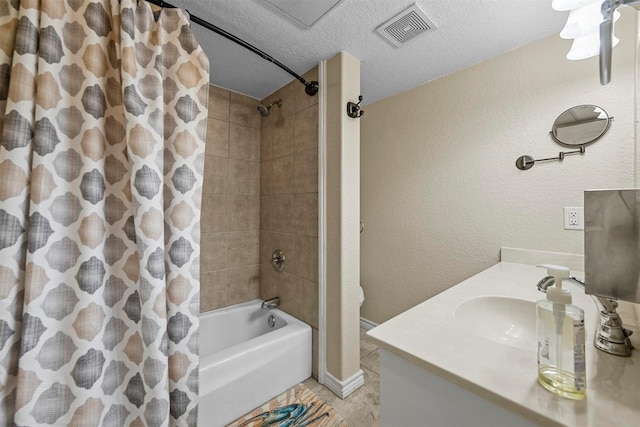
[{"left": 347, "top": 95, "right": 364, "bottom": 118}]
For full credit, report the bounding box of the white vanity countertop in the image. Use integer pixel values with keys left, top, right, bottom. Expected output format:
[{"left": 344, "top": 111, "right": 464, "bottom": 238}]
[{"left": 366, "top": 261, "right": 640, "bottom": 427}]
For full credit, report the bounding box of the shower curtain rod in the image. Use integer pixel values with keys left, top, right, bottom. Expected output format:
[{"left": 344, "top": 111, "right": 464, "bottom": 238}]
[{"left": 144, "top": 0, "right": 319, "bottom": 96}]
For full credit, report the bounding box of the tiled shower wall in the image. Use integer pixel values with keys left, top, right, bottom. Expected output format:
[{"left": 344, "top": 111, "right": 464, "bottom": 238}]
[
  {"left": 199, "top": 68, "right": 319, "bottom": 373},
  {"left": 259, "top": 68, "right": 319, "bottom": 375},
  {"left": 200, "top": 87, "right": 261, "bottom": 311}
]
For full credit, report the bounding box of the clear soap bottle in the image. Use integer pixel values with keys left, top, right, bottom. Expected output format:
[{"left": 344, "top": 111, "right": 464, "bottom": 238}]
[{"left": 536, "top": 264, "right": 586, "bottom": 400}]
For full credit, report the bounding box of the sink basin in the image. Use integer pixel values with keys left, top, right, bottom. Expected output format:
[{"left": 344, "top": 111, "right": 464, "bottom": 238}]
[{"left": 454, "top": 296, "right": 536, "bottom": 349}]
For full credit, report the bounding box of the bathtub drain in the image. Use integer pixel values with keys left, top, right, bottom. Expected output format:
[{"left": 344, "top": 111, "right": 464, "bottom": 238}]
[{"left": 268, "top": 315, "right": 276, "bottom": 328}]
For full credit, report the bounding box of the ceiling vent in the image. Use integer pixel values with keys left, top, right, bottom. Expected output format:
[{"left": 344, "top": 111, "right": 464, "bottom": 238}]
[{"left": 376, "top": 4, "right": 436, "bottom": 48}]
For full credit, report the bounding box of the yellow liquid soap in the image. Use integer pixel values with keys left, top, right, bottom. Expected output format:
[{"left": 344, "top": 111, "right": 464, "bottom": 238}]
[
  {"left": 538, "top": 365, "right": 586, "bottom": 400},
  {"left": 535, "top": 265, "right": 587, "bottom": 401}
]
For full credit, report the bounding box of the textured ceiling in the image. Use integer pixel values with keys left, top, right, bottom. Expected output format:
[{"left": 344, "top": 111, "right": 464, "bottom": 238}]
[{"left": 168, "top": 0, "right": 568, "bottom": 104}]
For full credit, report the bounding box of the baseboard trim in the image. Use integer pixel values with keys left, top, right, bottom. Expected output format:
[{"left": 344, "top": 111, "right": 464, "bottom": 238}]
[
  {"left": 360, "top": 317, "right": 378, "bottom": 331},
  {"left": 324, "top": 369, "right": 365, "bottom": 399}
]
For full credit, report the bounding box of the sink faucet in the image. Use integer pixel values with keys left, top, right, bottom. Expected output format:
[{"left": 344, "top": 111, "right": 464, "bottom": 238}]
[
  {"left": 261, "top": 297, "right": 280, "bottom": 309},
  {"left": 537, "top": 275, "right": 634, "bottom": 357}
]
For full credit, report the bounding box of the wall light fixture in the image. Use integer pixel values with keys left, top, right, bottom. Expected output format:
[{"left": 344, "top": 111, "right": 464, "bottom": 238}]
[{"left": 553, "top": 0, "right": 640, "bottom": 84}]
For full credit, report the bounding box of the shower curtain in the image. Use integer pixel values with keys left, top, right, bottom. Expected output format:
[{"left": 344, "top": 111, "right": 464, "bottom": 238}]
[{"left": 0, "top": 1, "right": 208, "bottom": 425}]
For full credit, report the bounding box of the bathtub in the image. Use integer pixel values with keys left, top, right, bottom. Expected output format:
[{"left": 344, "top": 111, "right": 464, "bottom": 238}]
[{"left": 198, "top": 299, "right": 312, "bottom": 427}]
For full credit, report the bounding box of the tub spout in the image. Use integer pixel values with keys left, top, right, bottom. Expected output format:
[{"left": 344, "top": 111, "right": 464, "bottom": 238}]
[{"left": 261, "top": 297, "right": 280, "bottom": 309}]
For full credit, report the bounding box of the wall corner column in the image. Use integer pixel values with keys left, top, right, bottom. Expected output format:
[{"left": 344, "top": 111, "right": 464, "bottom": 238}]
[{"left": 323, "top": 51, "right": 363, "bottom": 398}]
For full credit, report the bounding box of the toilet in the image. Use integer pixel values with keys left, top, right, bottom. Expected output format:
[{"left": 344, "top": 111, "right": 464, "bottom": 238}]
[{"left": 359, "top": 286, "right": 365, "bottom": 307}]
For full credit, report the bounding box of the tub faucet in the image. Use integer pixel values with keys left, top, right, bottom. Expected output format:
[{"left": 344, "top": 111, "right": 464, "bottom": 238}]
[
  {"left": 261, "top": 297, "right": 280, "bottom": 309},
  {"left": 537, "top": 275, "right": 634, "bottom": 357}
]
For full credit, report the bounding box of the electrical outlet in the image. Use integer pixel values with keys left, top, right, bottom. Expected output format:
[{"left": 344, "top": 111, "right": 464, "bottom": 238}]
[
  {"left": 564, "top": 207, "right": 584, "bottom": 230},
  {"left": 569, "top": 210, "right": 579, "bottom": 225}
]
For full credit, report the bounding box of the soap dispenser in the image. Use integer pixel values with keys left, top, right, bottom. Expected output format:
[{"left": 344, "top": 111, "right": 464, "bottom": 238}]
[{"left": 536, "top": 264, "right": 586, "bottom": 400}]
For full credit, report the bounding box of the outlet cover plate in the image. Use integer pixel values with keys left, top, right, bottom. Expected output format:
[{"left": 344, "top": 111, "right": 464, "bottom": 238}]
[{"left": 564, "top": 207, "right": 584, "bottom": 230}]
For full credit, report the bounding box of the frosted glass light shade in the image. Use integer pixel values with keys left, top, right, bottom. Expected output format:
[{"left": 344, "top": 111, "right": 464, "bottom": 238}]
[
  {"left": 567, "top": 31, "right": 619, "bottom": 60},
  {"left": 552, "top": 0, "right": 602, "bottom": 12},
  {"left": 560, "top": 2, "right": 620, "bottom": 39}
]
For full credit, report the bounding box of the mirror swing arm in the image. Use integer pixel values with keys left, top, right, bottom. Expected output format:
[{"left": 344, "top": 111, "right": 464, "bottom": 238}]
[
  {"left": 516, "top": 146, "right": 586, "bottom": 171},
  {"left": 515, "top": 105, "right": 613, "bottom": 171}
]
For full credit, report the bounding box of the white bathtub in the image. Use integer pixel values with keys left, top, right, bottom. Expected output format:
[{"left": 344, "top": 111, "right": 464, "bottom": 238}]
[{"left": 198, "top": 299, "right": 312, "bottom": 427}]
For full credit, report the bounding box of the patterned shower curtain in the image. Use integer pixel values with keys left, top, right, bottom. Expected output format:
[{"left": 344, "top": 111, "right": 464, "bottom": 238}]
[{"left": 0, "top": 1, "right": 208, "bottom": 425}]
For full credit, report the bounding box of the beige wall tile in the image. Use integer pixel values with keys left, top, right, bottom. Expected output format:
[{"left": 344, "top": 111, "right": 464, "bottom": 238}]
[
  {"left": 259, "top": 265, "right": 293, "bottom": 309},
  {"left": 294, "top": 234, "right": 318, "bottom": 281},
  {"left": 259, "top": 111, "right": 271, "bottom": 130},
  {"left": 293, "top": 275, "right": 319, "bottom": 329},
  {"left": 260, "top": 196, "right": 272, "bottom": 231},
  {"left": 201, "top": 90, "right": 265, "bottom": 311},
  {"left": 205, "top": 118, "right": 229, "bottom": 157},
  {"left": 200, "top": 270, "right": 227, "bottom": 312},
  {"left": 293, "top": 149, "right": 318, "bottom": 194},
  {"left": 200, "top": 233, "right": 227, "bottom": 272},
  {"left": 203, "top": 155, "right": 228, "bottom": 195},
  {"left": 269, "top": 107, "right": 288, "bottom": 132},
  {"left": 256, "top": 72, "right": 319, "bottom": 331},
  {"left": 259, "top": 264, "right": 276, "bottom": 300},
  {"left": 227, "top": 230, "right": 260, "bottom": 268},
  {"left": 271, "top": 194, "right": 293, "bottom": 234},
  {"left": 227, "top": 265, "right": 260, "bottom": 305},
  {"left": 266, "top": 271, "right": 295, "bottom": 313},
  {"left": 295, "top": 67, "right": 318, "bottom": 113},
  {"left": 276, "top": 272, "right": 296, "bottom": 318},
  {"left": 261, "top": 125, "right": 273, "bottom": 162},
  {"left": 228, "top": 195, "right": 260, "bottom": 231},
  {"left": 201, "top": 194, "right": 228, "bottom": 233},
  {"left": 208, "top": 85, "right": 230, "bottom": 121},
  {"left": 294, "top": 104, "right": 318, "bottom": 153},
  {"left": 260, "top": 160, "right": 273, "bottom": 196},
  {"left": 229, "top": 159, "right": 260, "bottom": 195},
  {"left": 273, "top": 116, "right": 294, "bottom": 159},
  {"left": 202, "top": 77, "right": 319, "bottom": 315},
  {"left": 230, "top": 123, "right": 260, "bottom": 161},
  {"left": 230, "top": 91, "right": 260, "bottom": 129},
  {"left": 272, "top": 155, "right": 293, "bottom": 195},
  {"left": 277, "top": 82, "right": 295, "bottom": 119},
  {"left": 293, "top": 193, "right": 318, "bottom": 237},
  {"left": 265, "top": 82, "right": 294, "bottom": 123}
]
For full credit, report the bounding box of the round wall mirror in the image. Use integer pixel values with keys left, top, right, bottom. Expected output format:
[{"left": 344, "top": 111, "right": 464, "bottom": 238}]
[{"left": 550, "top": 105, "right": 612, "bottom": 147}]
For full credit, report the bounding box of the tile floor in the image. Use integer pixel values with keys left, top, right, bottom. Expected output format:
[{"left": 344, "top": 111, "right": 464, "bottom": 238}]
[{"left": 302, "top": 329, "right": 380, "bottom": 426}]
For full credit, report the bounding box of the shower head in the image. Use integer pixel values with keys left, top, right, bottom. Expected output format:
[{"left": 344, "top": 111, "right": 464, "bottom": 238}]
[
  {"left": 257, "top": 99, "right": 283, "bottom": 117},
  {"left": 257, "top": 104, "right": 270, "bottom": 117}
]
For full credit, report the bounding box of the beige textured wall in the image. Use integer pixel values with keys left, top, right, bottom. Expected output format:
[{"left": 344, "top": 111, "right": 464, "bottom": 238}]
[
  {"left": 259, "top": 68, "right": 320, "bottom": 376},
  {"left": 200, "top": 86, "right": 261, "bottom": 312},
  {"left": 361, "top": 9, "right": 637, "bottom": 324},
  {"left": 326, "top": 52, "right": 361, "bottom": 382}
]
